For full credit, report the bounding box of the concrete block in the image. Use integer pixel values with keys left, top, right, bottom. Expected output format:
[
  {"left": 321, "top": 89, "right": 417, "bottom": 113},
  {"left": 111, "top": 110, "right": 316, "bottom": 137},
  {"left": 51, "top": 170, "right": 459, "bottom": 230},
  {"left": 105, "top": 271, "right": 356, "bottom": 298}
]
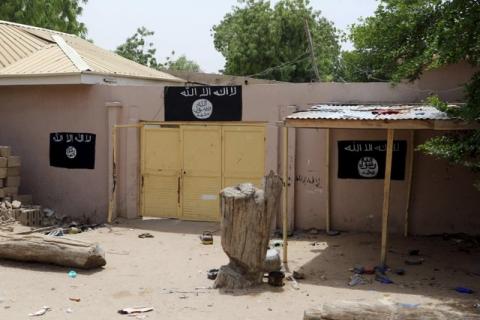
[
  {"left": 13, "top": 194, "right": 33, "bottom": 205},
  {"left": 7, "top": 156, "right": 20, "bottom": 167},
  {"left": 0, "top": 168, "right": 6, "bottom": 179},
  {"left": 4, "top": 187, "right": 18, "bottom": 197},
  {"left": 0, "top": 157, "right": 7, "bottom": 168},
  {"left": 0, "top": 146, "right": 11, "bottom": 158},
  {"left": 6, "top": 176, "right": 20, "bottom": 187},
  {"left": 7, "top": 167, "right": 20, "bottom": 177}
]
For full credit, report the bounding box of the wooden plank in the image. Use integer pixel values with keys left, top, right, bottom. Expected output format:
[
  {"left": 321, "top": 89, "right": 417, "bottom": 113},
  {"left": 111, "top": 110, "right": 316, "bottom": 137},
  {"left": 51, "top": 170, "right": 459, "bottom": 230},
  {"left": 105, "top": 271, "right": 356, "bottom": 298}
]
[
  {"left": 404, "top": 130, "right": 415, "bottom": 237},
  {"left": 380, "top": 129, "right": 394, "bottom": 265},
  {"left": 107, "top": 126, "right": 117, "bottom": 223},
  {"left": 325, "top": 129, "right": 331, "bottom": 232},
  {"left": 284, "top": 119, "right": 480, "bottom": 130},
  {"left": 282, "top": 126, "right": 288, "bottom": 263}
]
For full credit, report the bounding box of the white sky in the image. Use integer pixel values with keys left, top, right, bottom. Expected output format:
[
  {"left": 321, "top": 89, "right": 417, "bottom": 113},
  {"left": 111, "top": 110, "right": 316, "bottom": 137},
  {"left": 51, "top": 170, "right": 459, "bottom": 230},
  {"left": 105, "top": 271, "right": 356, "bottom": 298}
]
[{"left": 81, "top": 0, "right": 379, "bottom": 73}]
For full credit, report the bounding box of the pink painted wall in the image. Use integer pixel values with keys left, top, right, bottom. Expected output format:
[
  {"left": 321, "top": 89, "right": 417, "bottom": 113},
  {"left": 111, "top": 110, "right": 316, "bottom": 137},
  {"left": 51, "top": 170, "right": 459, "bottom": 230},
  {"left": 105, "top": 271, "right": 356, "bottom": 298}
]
[
  {"left": 0, "top": 85, "right": 112, "bottom": 223},
  {"left": 0, "top": 62, "right": 477, "bottom": 234}
]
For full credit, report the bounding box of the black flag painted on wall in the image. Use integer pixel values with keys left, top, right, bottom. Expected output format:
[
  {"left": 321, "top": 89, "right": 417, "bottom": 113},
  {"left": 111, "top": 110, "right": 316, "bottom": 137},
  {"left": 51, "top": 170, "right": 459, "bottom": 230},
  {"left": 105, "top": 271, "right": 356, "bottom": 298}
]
[
  {"left": 50, "top": 132, "right": 96, "bottom": 169},
  {"left": 164, "top": 86, "right": 242, "bottom": 121},
  {"left": 338, "top": 140, "right": 407, "bottom": 180}
]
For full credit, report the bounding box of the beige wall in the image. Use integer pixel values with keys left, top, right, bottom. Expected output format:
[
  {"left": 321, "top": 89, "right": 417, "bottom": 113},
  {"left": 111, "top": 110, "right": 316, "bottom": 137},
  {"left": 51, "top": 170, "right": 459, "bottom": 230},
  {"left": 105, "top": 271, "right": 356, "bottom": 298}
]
[{"left": 0, "top": 62, "right": 477, "bottom": 234}]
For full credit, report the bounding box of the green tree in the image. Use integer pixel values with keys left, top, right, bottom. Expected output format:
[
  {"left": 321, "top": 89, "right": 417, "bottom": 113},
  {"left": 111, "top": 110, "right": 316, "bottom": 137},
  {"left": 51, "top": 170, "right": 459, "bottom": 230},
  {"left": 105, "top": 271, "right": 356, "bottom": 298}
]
[
  {"left": 116, "top": 28, "right": 202, "bottom": 72},
  {"left": 166, "top": 54, "right": 201, "bottom": 73},
  {"left": 115, "top": 27, "right": 161, "bottom": 69},
  {"left": 0, "top": 0, "right": 88, "bottom": 37},
  {"left": 342, "top": 0, "right": 480, "bottom": 187},
  {"left": 212, "top": 0, "right": 341, "bottom": 82}
]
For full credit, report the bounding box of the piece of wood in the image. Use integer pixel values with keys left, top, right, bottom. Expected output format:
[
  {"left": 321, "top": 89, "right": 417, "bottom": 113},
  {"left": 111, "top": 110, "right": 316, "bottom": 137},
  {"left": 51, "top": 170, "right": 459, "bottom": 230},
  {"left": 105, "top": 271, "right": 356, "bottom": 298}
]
[
  {"left": 325, "top": 129, "right": 331, "bottom": 232},
  {"left": 0, "top": 233, "right": 106, "bottom": 269},
  {"left": 404, "top": 130, "right": 415, "bottom": 237},
  {"left": 304, "top": 302, "right": 479, "bottom": 320},
  {"left": 380, "top": 129, "right": 394, "bottom": 265},
  {"left": 107, "top": 125, "right": 117, "bottom": 223},
  {"left": 282, "top": 126, "right": 288, "bottom": 263},
  {"left": 214, "top": 172, "right": 283, "bottom": 289}
]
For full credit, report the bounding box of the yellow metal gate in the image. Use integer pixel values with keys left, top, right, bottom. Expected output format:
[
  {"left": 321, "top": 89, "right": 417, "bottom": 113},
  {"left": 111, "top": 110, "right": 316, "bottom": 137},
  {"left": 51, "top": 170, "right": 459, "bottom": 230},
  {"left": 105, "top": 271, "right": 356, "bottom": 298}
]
[{"left": 141, "top": 123, "right": 265, "bottom": 221}]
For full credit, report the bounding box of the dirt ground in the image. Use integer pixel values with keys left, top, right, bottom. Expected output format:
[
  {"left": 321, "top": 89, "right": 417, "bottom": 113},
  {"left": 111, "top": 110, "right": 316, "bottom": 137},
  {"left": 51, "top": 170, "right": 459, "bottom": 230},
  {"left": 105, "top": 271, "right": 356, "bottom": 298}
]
[{"left": 1, "top": 218, "right": 479, "bottom": 319}]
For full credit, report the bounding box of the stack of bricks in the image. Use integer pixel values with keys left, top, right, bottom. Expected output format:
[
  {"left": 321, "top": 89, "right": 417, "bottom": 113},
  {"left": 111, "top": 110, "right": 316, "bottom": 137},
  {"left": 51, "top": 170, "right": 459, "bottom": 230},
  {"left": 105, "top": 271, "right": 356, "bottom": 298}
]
[
  {"left": 0, "top": 145, "right": 22, "bottom": 200},
  {"left": 0, "top": 145, "right": 40, "bottom": 226}
]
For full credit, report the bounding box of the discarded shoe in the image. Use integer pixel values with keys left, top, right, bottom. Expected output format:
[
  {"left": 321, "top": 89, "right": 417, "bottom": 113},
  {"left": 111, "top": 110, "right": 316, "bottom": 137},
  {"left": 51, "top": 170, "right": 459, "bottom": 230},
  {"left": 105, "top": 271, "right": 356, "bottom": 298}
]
[
  {"left": 138, "top": 233, "right": 154, "bottom": 238},
  {"left": 200, "top": 231, "right": 213, "bottom": 245},
  {"left": 207, "top": 268, "right": 219, "bottom": 280}
]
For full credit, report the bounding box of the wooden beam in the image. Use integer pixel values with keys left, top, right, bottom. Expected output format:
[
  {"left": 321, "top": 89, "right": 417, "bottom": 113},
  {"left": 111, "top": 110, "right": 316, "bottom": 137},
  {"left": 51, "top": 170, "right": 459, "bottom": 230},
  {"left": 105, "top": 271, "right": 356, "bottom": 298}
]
[
  {"left": 284, "top": 119, "right": 480, "bottom": 131},
  {"left": 107, "top": 125, "right": 117, "bottom": 223},
  {"left": 380, "top": 129, "right": 395, "bottom": 265},
  {"left": 404, "top": 130, "right": 415, "bottom": 237},
  {"left": 282, "top": 126, "right": 289, "bottom": 263},
  {"left": 325, "top": 129, "right": 331, "bottom": 233}
]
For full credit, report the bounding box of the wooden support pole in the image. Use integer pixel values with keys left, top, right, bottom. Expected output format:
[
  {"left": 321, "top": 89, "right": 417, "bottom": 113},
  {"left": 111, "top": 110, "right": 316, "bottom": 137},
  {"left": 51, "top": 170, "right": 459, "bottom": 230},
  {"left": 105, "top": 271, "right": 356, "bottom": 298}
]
[
  {"left": 325, "top": 129, "right": 331, "bottom": 232},
  {"left": 380, "top": 129, "right": 395, "bottom": 266},
  {"left": 107, "top": 126, "right": 117, "bottom": 223},
  {"left": 282, "top": 126, "right": 289, "bottom": 263},
  {"left": 404, "top": 130, "right": 415, "bottom": 237}
]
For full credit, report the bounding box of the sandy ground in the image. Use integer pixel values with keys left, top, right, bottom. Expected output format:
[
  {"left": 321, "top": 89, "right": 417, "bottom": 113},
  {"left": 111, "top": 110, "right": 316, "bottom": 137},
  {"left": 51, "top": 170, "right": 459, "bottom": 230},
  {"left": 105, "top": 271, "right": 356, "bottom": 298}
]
[{"left": 1, "top": 218, "right": 479, "bottom": 319}]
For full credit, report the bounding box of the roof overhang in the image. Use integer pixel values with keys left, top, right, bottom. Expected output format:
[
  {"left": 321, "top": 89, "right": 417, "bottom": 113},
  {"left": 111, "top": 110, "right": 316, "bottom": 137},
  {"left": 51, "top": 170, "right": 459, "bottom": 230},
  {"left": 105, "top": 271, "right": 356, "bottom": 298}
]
[
  {"left": 284, "top": 118, "right": 480, "bottom": 130},
  {"left": 0, "top": 72, "right": 185, "bottom": 86}
]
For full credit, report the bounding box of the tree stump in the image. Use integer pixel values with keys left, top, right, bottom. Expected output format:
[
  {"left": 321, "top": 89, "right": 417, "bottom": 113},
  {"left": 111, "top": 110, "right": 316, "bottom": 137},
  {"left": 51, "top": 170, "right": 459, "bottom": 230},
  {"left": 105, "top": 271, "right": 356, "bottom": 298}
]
[{"left": 214, "top": 171, "right": 283, "bottom": 289}]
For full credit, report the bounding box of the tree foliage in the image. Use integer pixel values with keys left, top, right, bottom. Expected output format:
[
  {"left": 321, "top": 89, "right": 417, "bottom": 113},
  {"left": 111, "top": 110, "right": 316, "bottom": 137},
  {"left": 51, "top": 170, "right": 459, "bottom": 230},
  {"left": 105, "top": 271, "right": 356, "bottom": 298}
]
[
  {"left": 0, "top": 0, "right": 88, "bottom": 37},
  {"left": 341, "top": 0, "right": 480, "bottom": 187},
  {"left": 115, "top": 27, "right": 201, "bottom": 72},
  {"left": 212, "top": 0, "right": 341, "bottom": 82},
  {"left": 340, "top": 0, "right": 480, "bottom": 83}
]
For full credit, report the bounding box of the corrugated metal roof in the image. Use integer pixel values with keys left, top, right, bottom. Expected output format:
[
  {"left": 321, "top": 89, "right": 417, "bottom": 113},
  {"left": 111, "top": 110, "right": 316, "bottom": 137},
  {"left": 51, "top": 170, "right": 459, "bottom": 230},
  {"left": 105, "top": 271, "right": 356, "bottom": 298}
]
[
  {"left": 0, "top": 20, "right": 184, "bottom": 83},
  {"left": 286, "top": 105, "right": 453, "bottom": 121}
]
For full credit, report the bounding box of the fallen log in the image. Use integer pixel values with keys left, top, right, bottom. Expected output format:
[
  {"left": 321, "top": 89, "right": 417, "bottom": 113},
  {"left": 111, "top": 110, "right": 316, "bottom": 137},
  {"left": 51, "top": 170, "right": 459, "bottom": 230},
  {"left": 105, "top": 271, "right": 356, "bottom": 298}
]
[
  {"left": 304, "top": 302, "right": 480, "bottom": 320},
  {"left": 0, "top": 233, "right": 106, "bottom": 269}
]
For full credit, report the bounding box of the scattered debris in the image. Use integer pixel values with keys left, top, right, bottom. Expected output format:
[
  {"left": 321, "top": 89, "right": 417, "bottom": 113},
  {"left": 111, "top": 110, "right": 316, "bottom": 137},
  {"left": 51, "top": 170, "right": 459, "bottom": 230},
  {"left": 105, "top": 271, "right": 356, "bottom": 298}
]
[
  {"left": 326, "top": 230, "right": 341, "bottom": 236},
  {"left": 268, "top": 271, "right": 285, "bottom": 287},
  {"left": 409, "top": 249, "right": 420, "bottom": 256},
  {"left": 397, "top": 303, "right": 420, "bottom": 309},
  {"left": 375, "top": 272, "right": 393, "bottom": 284},
  {"left": 118, "top": 307, "right": 154, "bottom": 315},
  {"left": 455, "top": 287, "right": 474, "bottom": 294},
  {"left": 199, "top": 231, "right": 213, "bottom": 245},
  {"left": 353, "top": 265, "right": 365, "bottom": 274},
  {"left": 405, "top": 258, "right": 424, "bottom": 265},
  {"left": 138, "top": 233, "right": 154, "bottom": 239},
  {"left": 349, "top": 274, "right": 367, "bottom": 287},
  {"left": 285, "top": 273, "right": 300, "bottom": 290},
  {"left": 293, "top": 270, "right": 305, "bottom": 280},
  {"left": 207, "top": 269, "right": 219, "bottom": 280},
  {"left": 68, "top": 270, "right": 77, "bottom": 278},
  {"left": 65, "top": 308, "right": 73, "bottom": 314},
  {"left": 28, "top": 306, "right": 51, "bottom": 317},
  {"left": 395, "top": 268, "right": 405, "bottom": 276},
  {"left": 309, "top": 228, "right": 319, "bottom": 235},
  {"left": 47, "top": 228, "right": 64, "bottom": 237},
  {"left": 69, "top": 297, "right": 81, "bottom": 302},
  {"left": 374, "top": 265, "right": 388, "bottom": 274}
]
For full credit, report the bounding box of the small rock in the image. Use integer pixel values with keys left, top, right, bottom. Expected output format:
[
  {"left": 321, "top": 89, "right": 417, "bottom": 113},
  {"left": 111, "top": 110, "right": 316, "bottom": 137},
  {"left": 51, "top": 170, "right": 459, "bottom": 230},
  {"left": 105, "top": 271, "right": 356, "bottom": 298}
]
[
  {"left": 11, "top": 200, "right": 21, "bottom": 209},
  {"left": 293, "top": 270, "right": 305, "bottom": 280}
]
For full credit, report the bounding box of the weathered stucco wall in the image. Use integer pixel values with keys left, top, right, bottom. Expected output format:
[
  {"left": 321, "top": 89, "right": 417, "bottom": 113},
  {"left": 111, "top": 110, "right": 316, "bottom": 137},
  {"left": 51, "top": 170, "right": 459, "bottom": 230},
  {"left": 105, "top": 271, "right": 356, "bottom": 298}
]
[
  {"left": 0, "top": 62, "right": 477, "bottom": 234},
  {"left": 0, "top": 85, "right": 112, "bottom": 223}
]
